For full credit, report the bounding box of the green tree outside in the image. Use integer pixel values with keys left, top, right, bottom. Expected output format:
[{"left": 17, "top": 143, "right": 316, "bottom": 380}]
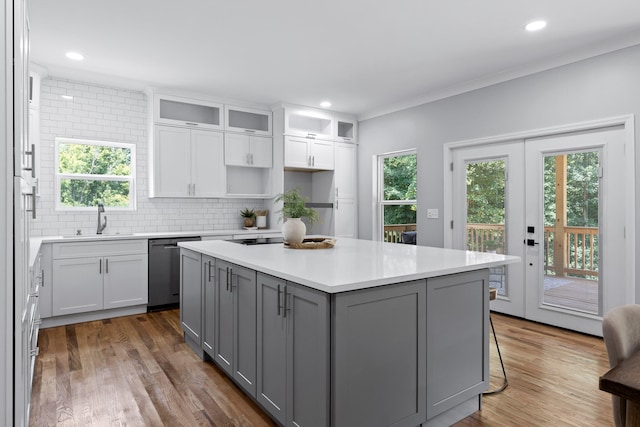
[
  {"left": 383, "top": 154, "right": 417, "bottom": 225},
  {"left": 58, "top": 142, "right": 132, "bottom": 208}
]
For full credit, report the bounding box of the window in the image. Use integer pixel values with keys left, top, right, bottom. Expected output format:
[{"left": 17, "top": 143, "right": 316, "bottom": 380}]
[
  {"left": 55, "top": 137, "right": 136, "bottom": 210},
  {"left": 376, "top": 150, "right": 417, "bottom": 242}
]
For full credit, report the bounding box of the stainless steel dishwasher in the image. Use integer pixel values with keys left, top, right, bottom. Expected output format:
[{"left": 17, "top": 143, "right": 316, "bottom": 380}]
[{"left": 148, "top": 236, "right": 201, "bottom": 311}]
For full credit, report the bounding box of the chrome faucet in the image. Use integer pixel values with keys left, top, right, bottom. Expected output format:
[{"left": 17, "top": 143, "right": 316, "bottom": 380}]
[{"left": 97, "top": 202, "right": 107, "bottom": 234}]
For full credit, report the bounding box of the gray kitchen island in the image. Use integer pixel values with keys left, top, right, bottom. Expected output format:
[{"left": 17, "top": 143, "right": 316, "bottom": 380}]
[{"left": 178, "top": 237, "right": 519, "bottom": 427}]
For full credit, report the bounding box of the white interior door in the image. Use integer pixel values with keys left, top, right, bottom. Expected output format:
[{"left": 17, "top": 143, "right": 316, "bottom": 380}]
[
  {"left": 452, "top": 142, "right": 525, "bottom": 317},
  {"left": 524, "top": 127, "right": 628, "bottom": 335}
]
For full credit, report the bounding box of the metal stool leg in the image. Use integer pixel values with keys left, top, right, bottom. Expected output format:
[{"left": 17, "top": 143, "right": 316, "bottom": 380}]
[{"left": 483, "top": 314, "right": 508, "bottom": 395}]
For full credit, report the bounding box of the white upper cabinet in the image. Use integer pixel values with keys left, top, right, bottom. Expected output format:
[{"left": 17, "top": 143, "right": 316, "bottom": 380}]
[
  {"left": 150, "top": 125, "right": 226, "bottom": 198},
  {"left": 284, "top": 107, "right": 334, "bottom": 141},
  {"left": 334, "top": 115, "right": 358, "bottom": 142},
  {"left": 225, "top": 105, "right": 272, "bottom": 136},
  {"left": 153, "top": 94, "right": 224, "bottom": 130},
  {"left": 225, "top": 133, "right": 273, "bottom": 168},
  {"left": 284, "top": 136, "right": 334, "bottom": 170}
]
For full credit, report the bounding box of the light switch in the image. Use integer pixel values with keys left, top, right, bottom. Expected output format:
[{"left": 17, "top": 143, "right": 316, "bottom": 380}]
[{"left": 427, "top": 209, "right": 439, "bottom": 219}]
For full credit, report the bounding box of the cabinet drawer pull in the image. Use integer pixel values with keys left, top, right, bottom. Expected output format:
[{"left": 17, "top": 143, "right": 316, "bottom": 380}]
[
  {"left": 229, "top": 268, "right": 234, "bottom": 292},
  {"left": 185, "top": 122, "right": 199, "bottom": 126},
  {"left": 25, "top": 144, "right": 36, "bottom": 177},
  {"left": 208, "top": 260, "right": 214, "bottom": 282},
  {"left": 244, "top": 129, "right": 256, "bottom": 133},
  {"left": 226, "top": 267, "right": 230, "bottom": 291},
  {"left": 277, "top": 284, "right": 282, "bottom": 316},
  {"left": 99, "top": 259, "right": 102, "bottom": 274},
  {"left": 106, "top": 258, "right": 109, "bottom": 274},
  {"left": 26, "top": 186, "right": 36, "bottom": 219},
  {"left": 283, "top": 285, "right": 289, "bottom": 318}
]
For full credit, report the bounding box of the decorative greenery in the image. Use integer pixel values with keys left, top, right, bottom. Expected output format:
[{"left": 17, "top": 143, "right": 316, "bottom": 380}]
[
  {"left": 240, "top": 208, "right": 256, "bottom": 219},
  {"left": 274, "top": 189, "right": 320, "bottom": 224}
]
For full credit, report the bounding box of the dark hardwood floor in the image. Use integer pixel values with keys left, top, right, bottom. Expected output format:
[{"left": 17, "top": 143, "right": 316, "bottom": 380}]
[{"left": 30, "top": 309, "right": 614, "bottom": 426}]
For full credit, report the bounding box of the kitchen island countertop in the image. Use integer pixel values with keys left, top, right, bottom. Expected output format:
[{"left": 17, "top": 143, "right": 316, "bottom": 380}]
[{"left": 179, "top": 237, "right": 519, "bottom": 293}]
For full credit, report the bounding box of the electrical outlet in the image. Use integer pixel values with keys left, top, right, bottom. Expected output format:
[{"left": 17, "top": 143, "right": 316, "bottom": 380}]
[{"left": 427, "top": 209, "right": 439, "bottom": 219}]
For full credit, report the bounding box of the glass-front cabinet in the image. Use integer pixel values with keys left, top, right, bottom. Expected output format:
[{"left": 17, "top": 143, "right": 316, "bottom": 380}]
[
  {"left": 225, "top": 105, "right": 272, "bottom": 136},
  {"left": 153, "top": 94, "right": 223, "bottom": 130}
]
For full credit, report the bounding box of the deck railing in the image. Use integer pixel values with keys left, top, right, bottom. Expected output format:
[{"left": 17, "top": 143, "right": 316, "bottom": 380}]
[
  {"left": 465, "top": 223, "right": 598, "bottom": 278},
  {"left": 383, "top": 224, "right": 417, "bottom": 243}
]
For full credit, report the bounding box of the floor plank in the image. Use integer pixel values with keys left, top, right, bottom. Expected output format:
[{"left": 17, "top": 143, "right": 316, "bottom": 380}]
[{"left": 31, "top": 309, "right": 613, "bottom": 426}]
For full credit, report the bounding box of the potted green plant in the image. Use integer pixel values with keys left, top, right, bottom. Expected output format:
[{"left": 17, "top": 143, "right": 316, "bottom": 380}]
[
  {"left": 240, "top": 208, "right": 256, "bottom": 227},
  {"left": 274, "top": 189, "right": 320, "bottom": 243}
]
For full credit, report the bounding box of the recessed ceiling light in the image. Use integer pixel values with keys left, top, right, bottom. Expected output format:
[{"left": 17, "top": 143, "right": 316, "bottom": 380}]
[
  {"left": 61, "top": 95, "right": 74, "bottom": 100},
  {"left": 320, "top": 101, "right": 332, "bottom": 108},
  {"left": 65, "top": 51, "right": 84, "bottom": 61},
  {"left": 525, "top": 20, "right": 547, "bottom": 32}
]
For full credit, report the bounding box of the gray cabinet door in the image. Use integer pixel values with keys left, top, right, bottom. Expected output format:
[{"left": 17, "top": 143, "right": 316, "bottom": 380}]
[
  {"left": 426, "top": 269, "right": 489, "bottom": 419},
  {"left": 256, "top": 273, "right": 287, "bottom": 425},
  {"left": 202, "top": 255, "right": 215, "bottom": 358},
  {"left": 333, "top": 280, "right": 426, "bottom": 427},
  {"left": 232, "top": 263, "right": 257, "bottom": 397},
  {"left": 179, "top": 249, "right": 202, "bottom": 344},
  {"left": 286, "top": 282, "right": 330, "bottom": 427},
  {"left": 214, "top": 259, "right": 234, "bottom": 377}
]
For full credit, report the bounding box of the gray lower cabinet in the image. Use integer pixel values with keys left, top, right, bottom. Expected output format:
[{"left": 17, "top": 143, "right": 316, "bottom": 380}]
[
  {"left": 202, "top": 255, "right": 216, "bottom": 357},
  {"left": 214, "top": 259, "right": 257, "bottom": 397},
  {"left": 332, "top": 279, "right": 427, "bottom": 427},
  {"left": 425, "top": 270, "right": 489, "bottom": 420},
  {"left": 256, "top": 273, "right": 330, "bottom": 427},
  {"left": 180, "top": 249, "right": 203, "bottom": 350}
]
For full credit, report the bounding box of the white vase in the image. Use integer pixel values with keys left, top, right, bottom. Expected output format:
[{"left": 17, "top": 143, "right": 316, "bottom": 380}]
[{"left": 282, "top": 218, "right": 306, "bottom": 244}]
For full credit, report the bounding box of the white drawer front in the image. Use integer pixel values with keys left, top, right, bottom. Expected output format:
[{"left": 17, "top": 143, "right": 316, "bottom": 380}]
[{"left": 53, "top": 239, "right": 147, "bottom": 259}]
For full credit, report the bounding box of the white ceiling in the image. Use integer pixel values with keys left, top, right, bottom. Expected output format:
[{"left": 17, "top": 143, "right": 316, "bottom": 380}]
[{"left": 29, "top": 0, "right": 640, "bottom": 120}]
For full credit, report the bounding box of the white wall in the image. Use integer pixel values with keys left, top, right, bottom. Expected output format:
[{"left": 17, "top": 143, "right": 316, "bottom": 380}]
[
  {"left": 358, "top": 44, "right": 640, "bottom": 298},
  {"left": 33, "top": 77, "right": 264, "bottom": 236}
]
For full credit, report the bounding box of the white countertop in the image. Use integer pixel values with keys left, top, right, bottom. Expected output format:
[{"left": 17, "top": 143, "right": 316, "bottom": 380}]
[
  {"left": 29, "top": 229, "right": 280, "bottom": 266},
  {"left": 178, "top": 237, "right": 520, "bottom": 293}
]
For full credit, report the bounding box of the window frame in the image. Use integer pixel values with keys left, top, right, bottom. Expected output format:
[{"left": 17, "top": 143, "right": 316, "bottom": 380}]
[
  {"left": 54, "top": 137, "right": 137, "bottom": 211},
  {"left": 373, "top": 149, "right": 417, "bottom": 241}
]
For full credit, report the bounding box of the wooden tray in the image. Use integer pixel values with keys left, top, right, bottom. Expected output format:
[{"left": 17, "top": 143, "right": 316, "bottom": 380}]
[{"left": 284, "top": 238, "right": 336, "bottom": 249}]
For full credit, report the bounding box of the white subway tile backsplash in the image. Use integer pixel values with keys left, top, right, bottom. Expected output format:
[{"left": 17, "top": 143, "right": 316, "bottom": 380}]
[{"left": 34, "top": 77, "right": 266, "bottom": 237}]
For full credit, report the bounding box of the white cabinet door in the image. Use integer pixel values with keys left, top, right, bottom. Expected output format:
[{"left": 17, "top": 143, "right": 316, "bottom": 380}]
[
  {"left": 52, "top": 257, "right": 103, "bottom": 315},
  {"left": 226, "top": 134, "right": 272, "bottom": 168},
  {"left": 153, "top": 125, "right": 191, "bottom": 197},
  {"left": 191, "top": 129, "right": 226, "bottom": 197},
  {"left": 335, "top": 142, "right": 357, "bottom": 198},
  {"left": 249, "top": 136, "right": 273, "bottom": 168},
  {"left": 225, "top": 105, "right": 272, "bottom": 136},
  {"left": 310, "top": 140, "right": 334, "bottom": 170},
  {"left": 335, "top": 197, "right": 357, "bottom": 238},
  {"left": 225, "top": 133, "right": 251, "bottom": 166},
  {"left": 154, "top": 94, "right": 223, "bottom": 130},
  {"left": 103, "top": 254, "right": 148, "bottom": 309},
  {"left": 284, "top": 137, "right": 311, "bottom": 169}
]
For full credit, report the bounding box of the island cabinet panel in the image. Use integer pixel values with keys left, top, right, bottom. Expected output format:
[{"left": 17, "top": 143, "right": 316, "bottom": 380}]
[
  {"left": 202, "top": 255, "right": 216, "bottom": 357},
  {"left": 425, "top": 270, "right": 490, "bottom": 421},
  {"left": 256, "top": 273, "right": 330, "bottom": 427},
  {"left": 180, "top": 249, "right": 203, "bottom": 352},
  {"left": 332, "top": 280, "right": 427, "bottom": 427},
  {"left": 214, "top": 260, "right": 257, "bottom": 397}
]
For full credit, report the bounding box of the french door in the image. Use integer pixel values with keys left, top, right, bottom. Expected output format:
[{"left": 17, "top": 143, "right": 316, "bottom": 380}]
[{"left": 451, "top": 126, "right": 630, "bottom": 335}]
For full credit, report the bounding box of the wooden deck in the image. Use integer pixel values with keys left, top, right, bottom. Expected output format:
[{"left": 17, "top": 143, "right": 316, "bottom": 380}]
[{"left": 543, "top": 275, "right": 599, "bottom": 314}]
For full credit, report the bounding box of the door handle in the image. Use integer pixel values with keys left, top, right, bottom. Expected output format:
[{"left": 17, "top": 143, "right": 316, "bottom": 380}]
[{"left": 525, "top": 239, "right": 540, "bottom": 246}]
